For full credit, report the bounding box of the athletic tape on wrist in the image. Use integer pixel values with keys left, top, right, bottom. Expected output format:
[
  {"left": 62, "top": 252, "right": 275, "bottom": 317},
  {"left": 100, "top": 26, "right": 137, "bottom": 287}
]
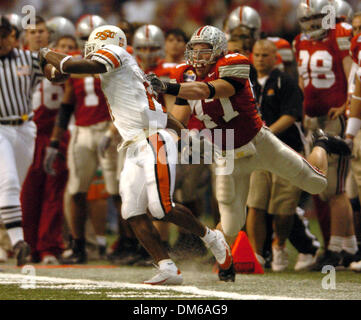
[{"left": 345, "top": 117, "right": 361, "bottom": 137}]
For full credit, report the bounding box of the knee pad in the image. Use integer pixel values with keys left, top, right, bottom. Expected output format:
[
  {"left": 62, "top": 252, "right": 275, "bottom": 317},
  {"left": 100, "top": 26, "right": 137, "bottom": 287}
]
[
  {"left": 216, "top": 174, "right": 235, "bottom": 205},
  {"left": 293, "top": 159, "right": 327, "bottom": 195}
]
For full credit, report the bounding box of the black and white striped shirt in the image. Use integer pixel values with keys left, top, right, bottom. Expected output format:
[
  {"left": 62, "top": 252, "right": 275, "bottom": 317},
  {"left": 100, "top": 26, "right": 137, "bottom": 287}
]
[{"left": 0, "top": 48, "right": 42, "bottom": 119}]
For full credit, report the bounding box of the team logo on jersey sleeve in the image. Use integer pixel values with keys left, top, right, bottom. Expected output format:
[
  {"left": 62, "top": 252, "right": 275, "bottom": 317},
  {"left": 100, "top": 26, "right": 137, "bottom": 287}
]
[{"left": 183, "top": 70, "right": 196, "bottom": 82}]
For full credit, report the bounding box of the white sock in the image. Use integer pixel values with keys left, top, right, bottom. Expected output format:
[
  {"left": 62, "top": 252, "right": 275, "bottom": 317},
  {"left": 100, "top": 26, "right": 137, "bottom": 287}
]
[
  {"left": 200, "top": 227, "right": 216, "bottom": 245},
  {"left": 328, "top": 236, "right": 343, "bottom": 253},
  {"left": 343, "top": 236, "right": 358, "bottom": 255},
  {"left": 96, "top": 235, "right": 107, "bottom": 247},
  {"left": 7, "top": 227, "right": 24, "bottom": 247},
  {"left": 158, "top": 259, "right": 178, "bottom": 273}
]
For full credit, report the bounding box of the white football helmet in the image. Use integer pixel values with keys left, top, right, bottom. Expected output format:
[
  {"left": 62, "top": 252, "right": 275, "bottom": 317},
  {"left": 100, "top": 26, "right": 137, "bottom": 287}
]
[
  {"left": 133, "top": 24, "right": 165, "bottom": 65},
  {"left": 297, "top": 0, "right": 335, "bottom": 40},
  {"left": 225, "top": 6, "right": 261, "bottom": 40},
  {"left": 46, "top": 16, "right": 76, "bottom": 44},
  {"left": 76, "top": 14, "right": 107, "bottom": 48},
  {"left": 5, "top": 13, "right": 23, "bottom": 32},
  {"left": 333, "top": 0, "right": 353, "bottom": 22},
  {"left": 185, "top": 25, "right": 227, "bottom": 67},
  {"left": 84, "top": 25, "right": 127, "bottom": 58}
]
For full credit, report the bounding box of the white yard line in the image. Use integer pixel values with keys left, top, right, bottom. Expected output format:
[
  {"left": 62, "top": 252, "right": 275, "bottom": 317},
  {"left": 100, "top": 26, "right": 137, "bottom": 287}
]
[{"left": 0, "top": 273, "right": 315, "bottom": 300}]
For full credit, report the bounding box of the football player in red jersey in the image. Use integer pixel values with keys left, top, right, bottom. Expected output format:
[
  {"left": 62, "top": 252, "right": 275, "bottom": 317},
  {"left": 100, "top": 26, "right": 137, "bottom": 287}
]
[
  {"left": 223, "top": 5, "right": 321, "bottom": 270},
  {"left": 20, "top": 35, "right": 77, "bottom": 264},
  {"left": 294, "top": 0, "right": 358, "bottom": 270},
  {"left": 149, "top": 25, "right": 351, "bottom": 278}
]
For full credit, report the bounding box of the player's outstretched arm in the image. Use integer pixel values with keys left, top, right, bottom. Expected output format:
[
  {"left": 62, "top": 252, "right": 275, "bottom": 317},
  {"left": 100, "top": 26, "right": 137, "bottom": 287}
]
[
  {"left": 40, "top": 48, "right": 106, "bottom": 75},
  {"left": 148, "top": 74, "right": 235, "bottom": 100}
]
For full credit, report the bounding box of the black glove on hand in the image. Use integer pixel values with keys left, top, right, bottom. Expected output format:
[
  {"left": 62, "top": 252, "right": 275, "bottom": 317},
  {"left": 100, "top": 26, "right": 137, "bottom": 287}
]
[{"left": 146, "top": 73, "right": 168, "bottom": 94}]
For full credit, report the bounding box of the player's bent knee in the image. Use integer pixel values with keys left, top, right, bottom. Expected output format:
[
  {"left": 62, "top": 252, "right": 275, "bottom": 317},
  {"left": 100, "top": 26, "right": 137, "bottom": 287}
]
[{"left": 292, "top": 159, "right": 327, "bottom": 194}]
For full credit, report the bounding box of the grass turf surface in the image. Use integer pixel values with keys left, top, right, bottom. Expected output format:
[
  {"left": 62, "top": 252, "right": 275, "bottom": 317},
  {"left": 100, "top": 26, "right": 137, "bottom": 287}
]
[{"left": 0, "top": 218, "right": 360, "bottom": 300}]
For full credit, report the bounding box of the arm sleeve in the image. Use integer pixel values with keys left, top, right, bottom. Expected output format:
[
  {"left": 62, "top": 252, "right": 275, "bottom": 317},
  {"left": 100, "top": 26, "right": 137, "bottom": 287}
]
[
  {"left": 56, "top": 103, "right": 75, "bottom": 130},
  {"left": 91, "top": 45, "right": 122, "bottom": 72},
  {"left": 175, "top": 97, "right": 189, "bottom": 105}
]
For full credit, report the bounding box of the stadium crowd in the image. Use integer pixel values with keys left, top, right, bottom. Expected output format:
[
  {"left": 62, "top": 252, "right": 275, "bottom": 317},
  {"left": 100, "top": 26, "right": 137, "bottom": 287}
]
[{"left": 1, "top": 0, "right": 361, "bottom": 281}]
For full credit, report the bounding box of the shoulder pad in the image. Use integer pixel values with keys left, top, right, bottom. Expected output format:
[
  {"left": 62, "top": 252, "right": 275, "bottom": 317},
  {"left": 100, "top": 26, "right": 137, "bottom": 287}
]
[{"left": 216, "top": 53, "right": 250, "bottom": 79}]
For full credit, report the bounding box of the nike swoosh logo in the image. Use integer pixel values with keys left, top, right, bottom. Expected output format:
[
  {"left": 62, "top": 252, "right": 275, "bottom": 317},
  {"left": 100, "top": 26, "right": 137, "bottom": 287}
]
[
  {"left": 219, "top": 242, "right": 232, "bottom": 270},
  {"left": 208, "top": 72, "right": 215, "bottom": 77}
]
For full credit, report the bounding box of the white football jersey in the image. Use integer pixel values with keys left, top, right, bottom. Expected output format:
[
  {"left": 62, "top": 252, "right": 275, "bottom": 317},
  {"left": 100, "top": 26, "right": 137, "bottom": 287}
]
[{"left": 91, "top": 44, "right": 167, "bottom": 141}]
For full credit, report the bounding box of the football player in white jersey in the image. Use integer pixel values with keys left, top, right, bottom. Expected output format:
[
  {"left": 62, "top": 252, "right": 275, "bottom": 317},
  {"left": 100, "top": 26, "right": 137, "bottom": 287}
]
[{"left": 39, "top": 25, "right": 234, "bottom": 284}]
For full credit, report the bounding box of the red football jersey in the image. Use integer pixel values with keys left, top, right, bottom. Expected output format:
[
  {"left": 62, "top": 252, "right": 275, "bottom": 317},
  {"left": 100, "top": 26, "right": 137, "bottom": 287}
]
[
  {"left": 172, "top": 53, "right": 263, "bottom": 149},
  {"left": 70, "top": 76, "right": 111, "bottom": 126},
  {"left": 32, "top": 79, "right": 64, "bottom": 135},
  {"left": 294, "top": 23, "right": 352, "bottom": 117}
]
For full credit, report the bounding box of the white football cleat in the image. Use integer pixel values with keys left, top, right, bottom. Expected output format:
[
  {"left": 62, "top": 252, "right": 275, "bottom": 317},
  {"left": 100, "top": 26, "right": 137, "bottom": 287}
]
[
  {"left": 206, "top": 230, "right": 233, "bottom": 270},
  {"left": 41, "top": 255, "right": 59, "bottom": 265},
  {"left": 294, "top": 253, "right": 317, "bottom": 271},
  {"left": 0, "top": 247, "right": 7, "bottom": 263},
  {"left": 144, "top": 267, "right": 183, "bottom": 285},
  {"left": 271, "top": 245, "right": 288, "bottom": 272},
  {"left": 350, "top": 260, "right": 361, "bottom": 272}
]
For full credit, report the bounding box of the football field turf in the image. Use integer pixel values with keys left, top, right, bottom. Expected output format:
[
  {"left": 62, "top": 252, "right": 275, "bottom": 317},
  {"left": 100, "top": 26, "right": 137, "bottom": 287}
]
[{"left": 0, "top": 218, "right": 360, "bottom": 300}]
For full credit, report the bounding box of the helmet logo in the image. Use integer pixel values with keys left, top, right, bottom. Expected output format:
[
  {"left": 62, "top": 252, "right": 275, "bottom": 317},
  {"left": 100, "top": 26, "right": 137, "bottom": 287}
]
[{"left": 94, "top": 30, "right": 116, "bottom": 40}]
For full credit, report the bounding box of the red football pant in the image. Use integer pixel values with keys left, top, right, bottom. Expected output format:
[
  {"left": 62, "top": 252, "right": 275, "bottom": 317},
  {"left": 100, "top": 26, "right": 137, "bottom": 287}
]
[{"left": 21, "top": 132, "right": 69, "bottom": 259}]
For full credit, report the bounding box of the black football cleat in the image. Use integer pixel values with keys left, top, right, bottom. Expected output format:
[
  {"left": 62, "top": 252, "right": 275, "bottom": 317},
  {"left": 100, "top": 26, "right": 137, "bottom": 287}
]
[
  {"left": 310, "top": 250, "right": 342, "bottom": 271},
  {"left": 61, "top": 250, "right": 87, "bottom": 264},
  {"left": 313, "top": 129, "right": 351, "bottom": 157},
  {"left": 14, "top": 240, "right": 30, "bottom": 267},
  {"left": 218, "top": 262, "right": 236, "bottom": 282}
]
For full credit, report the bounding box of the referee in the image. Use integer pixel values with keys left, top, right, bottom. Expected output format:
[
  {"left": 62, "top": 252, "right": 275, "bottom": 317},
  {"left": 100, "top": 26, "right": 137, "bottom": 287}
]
[{"left": 0, "top": 16, "right": 42, "bottom": 265}]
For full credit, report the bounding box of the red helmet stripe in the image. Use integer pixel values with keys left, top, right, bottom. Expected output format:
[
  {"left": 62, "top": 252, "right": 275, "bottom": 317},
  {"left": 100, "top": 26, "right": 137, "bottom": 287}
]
[
  {"left": 90, "top": 15, "right": 93, "bottom": 28},
  {"left": 145, "top": 24, "right": 149, "bottom": 39},
  {"left": 197, "top": 26, "right": 206, "bottom": 36},
  {"left": 239, "top": 6, "right": 243, "bottom": 23}
]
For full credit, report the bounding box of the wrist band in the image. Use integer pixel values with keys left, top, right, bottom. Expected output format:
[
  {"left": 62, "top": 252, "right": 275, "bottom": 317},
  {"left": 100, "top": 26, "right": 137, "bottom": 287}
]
[
  {"left": 165, "top": 82, "right": 181, "bottom": 96},
  {"left": 352, "top": 95, "right": 361, "bottom": 101},
  {"left": 206, "top": 82, "right": 216, "bottom": 99},
  {"left": 59, "top": 56, "right": 72, "bottom": 74},
  {"left": 345, "top": 117, "right": 361, "bottom": 137}
]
